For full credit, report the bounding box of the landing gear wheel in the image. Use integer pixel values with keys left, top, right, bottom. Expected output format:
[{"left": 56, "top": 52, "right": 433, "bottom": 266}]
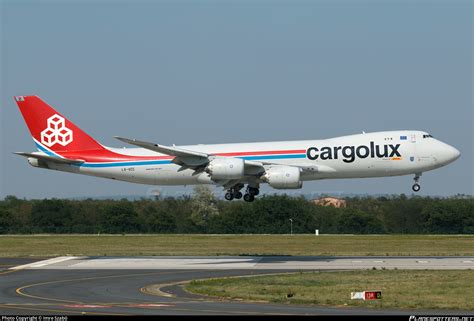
[
  {"left": 243, "top": 193, "right": 255, "bottom": 202},
  {"left": 225, "top": 192, "right": 234, "bottom": 201},
  {"left": 248, "top": 187, "right": 259, "bottom": 196},
  {"left": 234, "top": 191, "right": 243, "bottom": 199},
  {"left": 412, "top": 172, "right": 422, "bottom": 192}
]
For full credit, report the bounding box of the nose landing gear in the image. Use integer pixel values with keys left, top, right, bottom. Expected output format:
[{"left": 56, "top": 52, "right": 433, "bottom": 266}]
[{"left": 412, "top": 173, "right": 422, "bottom": 192}]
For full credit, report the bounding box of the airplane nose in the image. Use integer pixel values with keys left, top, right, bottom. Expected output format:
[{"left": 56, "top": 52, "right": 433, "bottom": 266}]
[
  {"left": 432, "top": 141, "right": 461, "bottom": 166},
  {"left": 439, "top": 144, "right": 461, "bottom": 164},
  {"left": 450, "top": 146, "right": 461, "bottom": 161}
]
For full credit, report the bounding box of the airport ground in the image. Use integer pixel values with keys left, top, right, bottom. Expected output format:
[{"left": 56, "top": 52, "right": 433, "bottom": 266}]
[
  {"left": 0, "top": 234, "right": 473, "bottom": 257},
  {"left": 0, "top": 235, "right": 473, "bottom": 315},
  {"left": 186, "top": 269, "right": 474, "bottom": 310}
]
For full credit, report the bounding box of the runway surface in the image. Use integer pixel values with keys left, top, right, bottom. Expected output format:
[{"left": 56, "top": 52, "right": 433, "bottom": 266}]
[{"left": 1, "top": 256, "right": 473, "bottom": 315}]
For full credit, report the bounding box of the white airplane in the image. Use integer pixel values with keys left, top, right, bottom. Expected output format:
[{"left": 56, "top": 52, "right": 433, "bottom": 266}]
[{"left": 14, "top": 96, "right": 460, "bottom": 202}]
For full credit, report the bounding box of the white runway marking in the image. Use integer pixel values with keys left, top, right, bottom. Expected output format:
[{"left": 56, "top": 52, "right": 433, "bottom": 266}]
[
  {"left": 9, "top": 256, "right": 474, "bottom": 270},
  {"left": 10, "top": 256, "right": 79, "bottom": 270}
]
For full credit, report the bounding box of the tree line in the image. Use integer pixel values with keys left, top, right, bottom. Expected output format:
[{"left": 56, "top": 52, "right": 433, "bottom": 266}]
[{"left": 0, "top": 188, "right": 472, "bottom": 234}]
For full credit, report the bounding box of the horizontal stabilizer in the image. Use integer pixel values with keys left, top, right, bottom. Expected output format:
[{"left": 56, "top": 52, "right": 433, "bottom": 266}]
[{"left": 14, "top": 152, "right": 84, "bottom": 165}]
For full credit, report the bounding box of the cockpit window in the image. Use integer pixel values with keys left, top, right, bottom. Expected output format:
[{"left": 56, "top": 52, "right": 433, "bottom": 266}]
[{"left": 423, "top": 134, "right": 434, "bottom": 138}]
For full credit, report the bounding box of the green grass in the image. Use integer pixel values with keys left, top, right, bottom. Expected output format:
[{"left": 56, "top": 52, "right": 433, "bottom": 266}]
[
  {"left": 0, "top": 234, "right": 473, "bottom": 257},
  {"left": 186, "top": 270, "right": 474, "bottom": 310}
]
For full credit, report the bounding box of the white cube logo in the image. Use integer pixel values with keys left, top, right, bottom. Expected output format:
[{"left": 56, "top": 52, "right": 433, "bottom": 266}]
[
  {"left": 57, "top": 128, "right": 73, "bottom": 146},
  {"left": 40, "top": 114, "right": 73, "bottom": 147},
  {"left": 47, "top": 115, "right": 65, "bottom": 131},
  {"left": 41, "top": 128, "right": 56, "bottom": 147}
]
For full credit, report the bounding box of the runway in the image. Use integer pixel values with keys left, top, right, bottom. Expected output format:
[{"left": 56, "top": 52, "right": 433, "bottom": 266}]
[{"left": 1, "top": 256, "right": 473, "bottom": 315}]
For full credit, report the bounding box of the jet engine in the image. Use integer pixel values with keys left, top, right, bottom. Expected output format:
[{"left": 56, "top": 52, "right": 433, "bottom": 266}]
[
  {"left": 261, "top": 165, "right": 302, "bottom": 189},
  {"left": 205, "top": 158, "right": 245, "bottom": 180}
]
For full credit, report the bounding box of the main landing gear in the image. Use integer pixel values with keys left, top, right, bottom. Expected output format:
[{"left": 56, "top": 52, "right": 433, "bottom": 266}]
[
  {"left": 243, "top": 187, "right": 259, "bottom": 202},
  {"left": 412, "top": 173, "right": 422, "bottom": 192},
  {"left": 224, "top": 190, "right": 242, "bottom": 201},
  {"left": 225, "top": 185, "right": 259, "bottom": 202},
  {"left": 224, "top": 185, "right": 243, "bottom": 201}
]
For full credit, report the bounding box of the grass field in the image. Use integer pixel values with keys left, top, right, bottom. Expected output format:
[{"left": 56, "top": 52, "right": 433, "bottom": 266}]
[
  {"left": 186, "top": 270, "right": 474, "bottom": 310},
  {"left": 0, "top": 234, "right": 473, "bottom": 257}
]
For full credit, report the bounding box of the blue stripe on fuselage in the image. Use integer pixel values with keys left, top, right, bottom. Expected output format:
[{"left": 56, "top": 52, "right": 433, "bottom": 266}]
[
  {"left": 78, "top": 154, "right": 307, "bottom": 168},
  {"left": 241, "top": 154, "right": 306, "bottom": 161},
  {"left": 28, "top": 143, "right": 306, "bottom": 168},
  {"left": 79, "top": 160, "right": 172, "bottom": 168}
]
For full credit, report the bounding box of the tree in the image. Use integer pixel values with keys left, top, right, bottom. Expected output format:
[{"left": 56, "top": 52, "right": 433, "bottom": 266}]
[
  {"left": 144, "top": 201, "right": 177, "bottom": 233},
  {"left": 0, "top": 209, "right": 14, "bottom": 234},
  {"left": 422, "top": 199, "right": 474, "bottom": 234},
  {"left": 337, "top": 208, "right": 385, "bottom": 234},
  {"left": 0, "top": 194, "right": 471, "bottom": 235},
  {"left": 30, "top": 199, "right": 72, "bottom": 233},
  {"left": 190, "top": 186, "right": 219, "bottom": 230},
  {"left": 102, "top": 200, "right": 140, "bottom": 233}
]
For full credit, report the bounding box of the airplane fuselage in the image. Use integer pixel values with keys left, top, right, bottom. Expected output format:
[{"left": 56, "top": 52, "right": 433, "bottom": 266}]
[
  {"left": 14, "top": 96, "right": 461, "bottom": 200},
  {"left": 36, "top": 130, "right": 459, "bottom": 186}
]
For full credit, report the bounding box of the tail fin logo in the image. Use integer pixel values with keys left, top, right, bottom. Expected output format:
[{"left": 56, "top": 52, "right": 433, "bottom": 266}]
[{"left": 40, "top": 114, "right": 73, "bottom": 147}]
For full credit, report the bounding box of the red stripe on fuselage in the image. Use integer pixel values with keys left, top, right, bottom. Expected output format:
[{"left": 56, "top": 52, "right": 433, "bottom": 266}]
[
  {"left": 213, "top": 149, "right": 306, "bottom": 157},
  {"left": 54, "top": 148, "right": 307, "bottom": 163},
  {"left": 57, "top": 149, "right": 173, "bottom": 162}
]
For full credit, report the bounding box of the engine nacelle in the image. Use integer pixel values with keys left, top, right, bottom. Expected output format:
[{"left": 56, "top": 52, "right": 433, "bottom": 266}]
[
  {"left": 262, "top": 165, "right": 302, "bottom": 189},
  {"left": 205, "top": 158, "right": 245, "bottom": 180}
]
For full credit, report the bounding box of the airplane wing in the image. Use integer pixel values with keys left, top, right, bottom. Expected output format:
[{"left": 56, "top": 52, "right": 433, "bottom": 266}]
[
  {"left": 115, "top": 136, "right": 266, "bottom": 174},
  {"left": 114, "top": 137, "right": 208, "bottom": 158},
  {"left": 14, "top": 152, "right": 85, "bottom": 165},
  {"left": 114, "top": 136, "right": 210, "bottom": 172},
  {"left": 114, "top": 137, "right": 334, "bottom": 181}
]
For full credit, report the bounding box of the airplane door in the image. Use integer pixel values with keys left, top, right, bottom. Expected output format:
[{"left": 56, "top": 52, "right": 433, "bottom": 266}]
[{"left": 406, "top": 133, "right": 418, "bottom": 168}]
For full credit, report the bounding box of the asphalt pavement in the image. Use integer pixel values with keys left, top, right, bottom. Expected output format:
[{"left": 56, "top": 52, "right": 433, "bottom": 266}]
[{"left": 0, "top": 256, "right": 472, "bottom": 315}]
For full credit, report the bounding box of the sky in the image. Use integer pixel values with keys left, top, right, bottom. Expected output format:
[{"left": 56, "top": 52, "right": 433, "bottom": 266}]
[{"left": 1, "top": 0, "right": 472, "bottom": 199}]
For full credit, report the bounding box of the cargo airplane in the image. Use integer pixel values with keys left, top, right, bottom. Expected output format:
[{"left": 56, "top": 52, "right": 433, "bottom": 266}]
[{"left": 14, "top": 96, "right": 460, "bottom": 202}]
